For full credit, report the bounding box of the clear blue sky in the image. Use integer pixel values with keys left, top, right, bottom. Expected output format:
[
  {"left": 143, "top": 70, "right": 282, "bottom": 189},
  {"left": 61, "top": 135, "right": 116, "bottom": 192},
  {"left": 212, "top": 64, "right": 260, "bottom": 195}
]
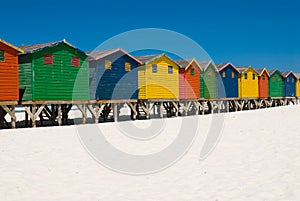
[{"left": 1, "top": 0, "right": 300, "bottom": 72}]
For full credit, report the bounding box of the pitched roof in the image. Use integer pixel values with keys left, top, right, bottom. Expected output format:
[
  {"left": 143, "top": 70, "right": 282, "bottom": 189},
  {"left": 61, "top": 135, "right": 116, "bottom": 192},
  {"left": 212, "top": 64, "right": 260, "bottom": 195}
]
[
  {"left": 236, "top": 66, "right": 259, "bottom": 74},
  {"left": 0, "top": 38, "right": 24, "bottom": 53},
  {"left": 215, "top": 62, "right": 239, "bottom": 73},
  {"left": 19, "top": 39, "right": 86, "bottom": 55},
  {"left": 254, "top": 68, "right": 270, "bottom": 77},
  {"left": 175, "top": 59, "right": 193, "bottom": 68},
  {"left": 135, "top": 54, "right": 161, "bottom": 64},
  {"left": 86, "top": 48, "right": 142, "bottom": 64},
  {"left": 268, "top": 69, "right": 282, "bottom": 77},
  {"left": 198, "top": 60, "right": 219, "bottom": 72},
  {"left": 175, "top": 58, "right": 202, "bottom": 71},
  {"left": 294, "top": 73, "right": 300, "bottom": 79},
  {"left": 282, "top": 71, "right": 297, "bottom": 78},
  {"left": 135, "top": 53, "right": 181, "bottom": 67}
]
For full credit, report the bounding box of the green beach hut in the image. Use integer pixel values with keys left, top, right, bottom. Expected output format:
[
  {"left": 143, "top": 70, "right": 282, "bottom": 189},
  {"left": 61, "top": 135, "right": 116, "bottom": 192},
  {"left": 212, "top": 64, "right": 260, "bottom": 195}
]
[
  {"left": 18, "top": 40, "right": 89, "bottom": 101},
  {"left": 199, "top": 61, "right": 217, "bottom": 98},
  {"left": 268, "top": 69, "right": 283, "bottom": 97}
]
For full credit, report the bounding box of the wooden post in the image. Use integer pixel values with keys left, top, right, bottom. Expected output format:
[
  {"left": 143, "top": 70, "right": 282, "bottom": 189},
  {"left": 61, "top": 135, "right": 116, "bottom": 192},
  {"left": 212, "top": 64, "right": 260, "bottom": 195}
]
[
  {"left": 31, "top": 104, "right": 36, "bottom": 128},
  {"left": 58, "top": 104, "right": 62, "bottom": 126},
  {"left": 11, "top": 105, "right": 16, "bottom": 129},
  {"left": 202, "top": 101, "right": 205, "bottom": 115},
  {"left": 159, "top": 102, "right": 163, "bottom": 118},
  {"left": 226, "top": 100, "right": 229, "bottom": 113},
  {"left": 113, "top": 103, "right": 118, "bottom": 122},
  {"left": 25, "top": 105, "right": 29, "bottom": 127}
]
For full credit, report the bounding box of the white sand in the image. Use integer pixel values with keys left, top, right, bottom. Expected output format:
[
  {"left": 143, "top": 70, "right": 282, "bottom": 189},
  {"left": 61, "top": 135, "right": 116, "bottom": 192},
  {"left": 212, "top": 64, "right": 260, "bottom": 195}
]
[{"left": 0, "top": 105, "right": 300, "bottom": 201}]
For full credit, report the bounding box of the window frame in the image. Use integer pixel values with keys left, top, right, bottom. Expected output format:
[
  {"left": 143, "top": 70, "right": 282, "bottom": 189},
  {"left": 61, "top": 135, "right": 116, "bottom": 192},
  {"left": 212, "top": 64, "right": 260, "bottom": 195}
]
[
  {"left": 71, "top": 56, "right": 80, "bottom": 67},
  {"left": 152, "top": 64, "right": 158, "bottom": 73},
  {"left": 168, "top": 65, "right": 173, "bottom": 74},
  {"left": 252, "top": 74, "right": 256, "bottom": 80},
  {"left": 105, "top": 60, "right": 112, "bottom": 70},
  {"left": 0, "top": 50, "right": 5, "bottom": 62},
  {"left": 222, "top": 71, "right": 226, "bottom": 78},
  {"left": 44, "top": 54, "right": 53, "bottom": 65},
  {"left": 190, "top": 68, "right": 195, "bottom": 76},
  {"left": 244, "top": 73, "right": 248, "bottom": 80},
  {"left": 125, "top": 62, "right": 131, "bottom": 72},
  {"left": 231, "top": 72, "right": 235, "bottom": 78}
]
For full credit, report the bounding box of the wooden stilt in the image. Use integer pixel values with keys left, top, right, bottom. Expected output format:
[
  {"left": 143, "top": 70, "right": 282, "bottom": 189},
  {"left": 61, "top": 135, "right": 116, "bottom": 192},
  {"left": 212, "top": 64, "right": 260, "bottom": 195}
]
[{"left": 57, "top": 104, "right": 62, "bottom": 126}]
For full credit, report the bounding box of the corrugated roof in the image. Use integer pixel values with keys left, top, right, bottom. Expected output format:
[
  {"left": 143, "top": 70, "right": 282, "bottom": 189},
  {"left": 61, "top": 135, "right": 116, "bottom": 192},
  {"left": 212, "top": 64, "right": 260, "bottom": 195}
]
[
  {"left": 294, "top": 73, "right": 300, "bottom": 79},
  {"left": 215, "top": 62, "right": 239, "bottom": 73},
  {"left": 135, "top": 54, "right": 182, "bottom": 67},
  {"left": 19, "top": 39, "right": 86, "bottom": 55},
  {"left": 175, "top": 59, "right": 193, "bottom": 68},
  {"left": 198, "top": 61, "right": 210, "bottom": 70},
  {"left": 198, "top": 60, "right": 218, "bottom": 72},
  {"left": 0, "top": 38, "right": 24, "bottom": 53},
  {"left": 135, "top": 54, "right": 162, "bottom": 64},
  {"left": 87, "top": 48, "right": 142, "bottom": 64},
  {"left": 282, "top": 71, "right": 297, "bottom": 78},
  {"left": 236, "top": 66, "right": 250, "bottom": 73},
  {"left": 175, "top": 58, "right": 203, "bottom": 71},
  {"left": 254, "top": 68, "right": 270, "bottom": 77}
]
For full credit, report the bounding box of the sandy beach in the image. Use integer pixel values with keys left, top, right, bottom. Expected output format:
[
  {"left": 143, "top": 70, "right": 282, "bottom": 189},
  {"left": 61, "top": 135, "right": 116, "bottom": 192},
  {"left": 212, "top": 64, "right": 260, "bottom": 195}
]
[{"left": 0, "top": 105, "right": 299, "bottom": 201}]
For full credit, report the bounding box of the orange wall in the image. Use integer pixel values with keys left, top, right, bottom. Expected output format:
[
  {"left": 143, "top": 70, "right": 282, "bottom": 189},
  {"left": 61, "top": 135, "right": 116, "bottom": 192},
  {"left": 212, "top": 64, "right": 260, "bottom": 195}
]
[
  {"left": 0, "top": 42, "right": 19, "bottom": 101},
  {"left": 258, "top": 71, "right": 269, "bottom": 98},
  {"left": 179, "top": 62, "right": 200, "bottom": 99}
]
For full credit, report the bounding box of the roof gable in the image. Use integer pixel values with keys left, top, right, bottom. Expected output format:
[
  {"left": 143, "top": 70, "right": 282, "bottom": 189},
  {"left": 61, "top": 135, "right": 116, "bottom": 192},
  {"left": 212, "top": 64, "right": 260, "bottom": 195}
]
[
  {"left": 199, "top": 60, "right": 218, "bottom": 72},
  {"left": 216, "top": 62, "right": 239, "bottom": 73},
  {"left": 236, "top": 66, "right": 259, "bottom": 75},
  {"left": 136, "top": 53, "right": 181, "bottom": 67},
  {"left": 19, "top": 39, "right": 86, "bottom": 56},
  {"left": 282, "top": 71, "right": 297, "bottom": 79},
  {"left": 0, "top": 38, "right": 24, "bottom": 53},
  {"left": 255, "top": 68, "right": 270, "bottom": 77},
  {"left": 175, "top": 58, "right": 203, "bottom": 71},
  {"left": 87, "top": 48, "right": 142, "bottom": 64}
]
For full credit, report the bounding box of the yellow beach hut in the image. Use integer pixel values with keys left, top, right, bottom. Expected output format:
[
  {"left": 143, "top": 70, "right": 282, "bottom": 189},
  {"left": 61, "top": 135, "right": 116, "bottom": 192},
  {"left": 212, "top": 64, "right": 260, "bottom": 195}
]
[
  {"left": 295, "top": 73, "right": 300, "bottom": 97},
  {"left": 136, "top": 54, "right": 180, "bottom": 100},
  {"left": 236, "top": 66, "right": 259, "bottom": 98}
]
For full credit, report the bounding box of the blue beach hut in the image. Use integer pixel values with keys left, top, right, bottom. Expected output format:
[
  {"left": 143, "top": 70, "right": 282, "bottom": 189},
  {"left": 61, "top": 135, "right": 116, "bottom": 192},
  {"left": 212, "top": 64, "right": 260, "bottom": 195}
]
[
  {"left": 216, "top": 62, "right": 239, "bottom": 98},
  {"left": 87, "top": 48, "right": 142, "bottom": 100}
]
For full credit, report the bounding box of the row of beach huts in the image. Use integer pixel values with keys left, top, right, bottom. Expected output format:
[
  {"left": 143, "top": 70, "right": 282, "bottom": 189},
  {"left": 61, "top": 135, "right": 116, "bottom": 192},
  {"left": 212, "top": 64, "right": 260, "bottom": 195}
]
[
  {"left": 1, "top": 38, "right": 300, "bottom": 103},
  {"left": 0, "top": 38, "right": 300, "bottom": 128}
]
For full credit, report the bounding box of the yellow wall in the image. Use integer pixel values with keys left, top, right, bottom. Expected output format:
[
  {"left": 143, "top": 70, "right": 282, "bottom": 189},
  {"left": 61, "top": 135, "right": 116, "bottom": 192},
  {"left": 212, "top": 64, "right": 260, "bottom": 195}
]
[
  {"left": 138, "top": 55, "right": 179, "bottom": 99},
  {"left": 238, "top": 68, "right": 259, "bottom": 98},
  {"left": 296, "top": 79, "right": 300, "bottom": 97}
]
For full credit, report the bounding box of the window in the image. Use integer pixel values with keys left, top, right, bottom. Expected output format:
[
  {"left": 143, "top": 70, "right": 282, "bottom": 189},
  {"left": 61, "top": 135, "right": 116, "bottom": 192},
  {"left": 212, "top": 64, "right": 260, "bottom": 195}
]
[
  {"left": 262, "top": 75, "right": 265, "bottom": 80},
  {"left": 232, "top": 72, "right": 235, "bottom": 78},
  {"left": 44, "top": 54, "right": 53, "bottom": 65},
  {"left": 287, "top": 78, "right": 290, "bottom": 82},
  {"left": 252, "top": 74, "right": 256, "bottom": 80},
  {"left": 152, "top": 64, "right": 157, "bottom": 73},
  {"left": 292, "top": 78, "right": 295, "bottom": 83},
  {"left": 222, "top": 71, "right": 226, "bottom": 78},
  {"left": 278, "top": 77, "right": 281, "bottom": 81},
  {"left": 0, "top": 50, "right": 4, "bottom": 62},
  {"left": 208, "top": 70, "right": 212, "bottom": 77},
  {"left": 244, "top": 73, "right": 248, "bottom": 79},
  {"left": 105, "top": 60, "right": 112, "bottom": 70},
  {"left": 125, "top": 62, "right": 131, "bottom": 71},
  {"left": 168, "top": 66, "right": 173, "bottom": 74},
  {"left": 272, "top": 76, "right": 275, "bottom": 81},
  {"left": 190, "top": 68, "right": 195, "bottom": 76},
  {"left": 71, "top": 56, "right": 80, "bottom": 67}
]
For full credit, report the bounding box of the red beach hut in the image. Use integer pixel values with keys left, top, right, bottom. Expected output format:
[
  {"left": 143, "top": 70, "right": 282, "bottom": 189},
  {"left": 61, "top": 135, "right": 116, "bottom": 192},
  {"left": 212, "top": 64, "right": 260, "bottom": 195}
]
[
  {"left": 176, "top": 58, "right": 202, "bottom": 99},
  {"left": 255, "top": 68, "right": 270, "bottom": 98},
  {"left": 0, "top": 38, "right": 24, "bottom": 101}
]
